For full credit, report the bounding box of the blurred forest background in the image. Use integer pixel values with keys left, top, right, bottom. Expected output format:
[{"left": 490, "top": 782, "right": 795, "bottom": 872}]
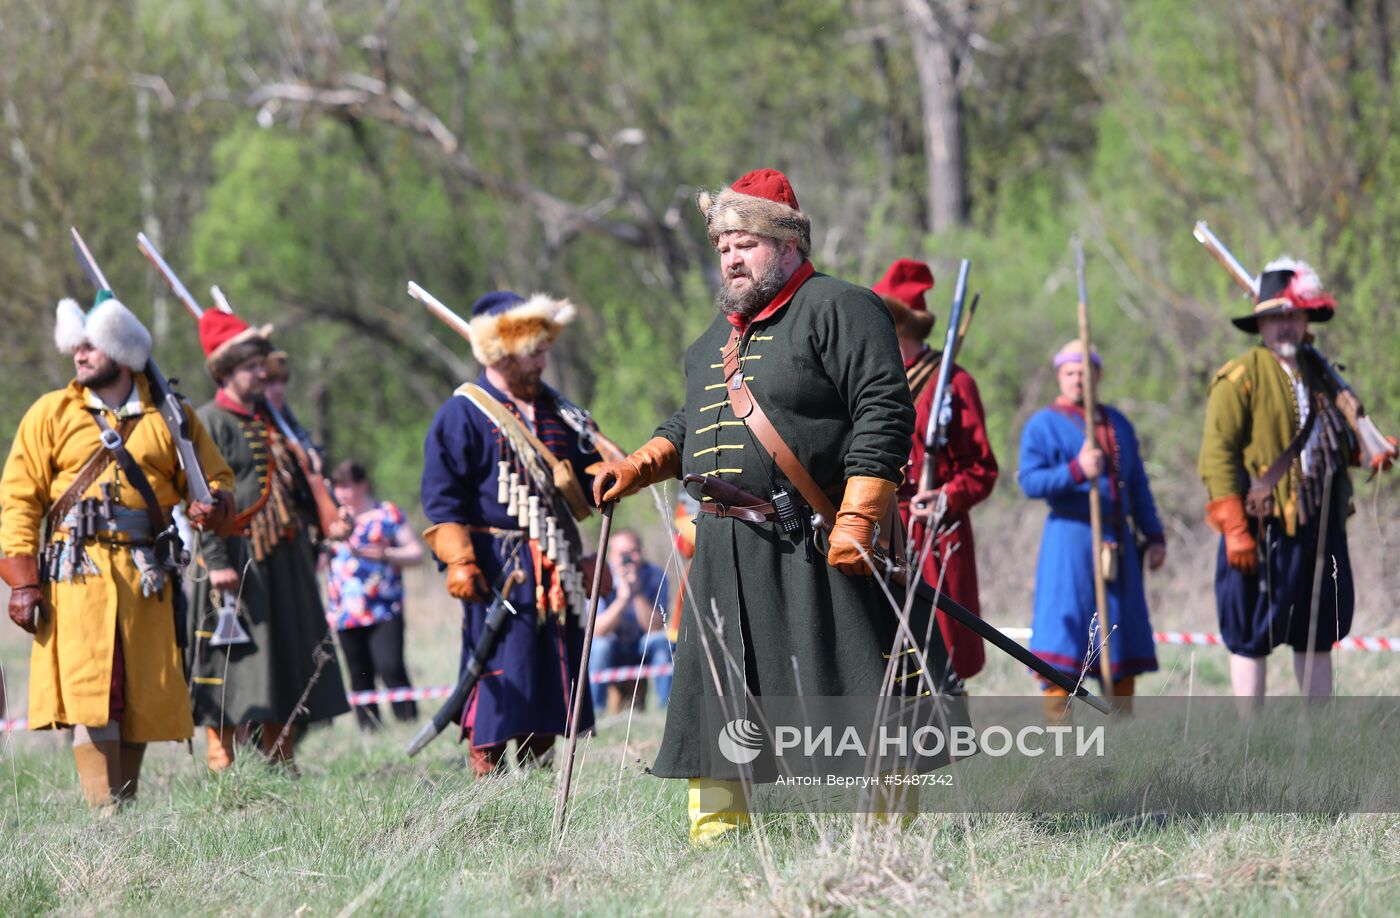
[{"left": 2, "top": 0, "right": 1398, "bottom": 522}]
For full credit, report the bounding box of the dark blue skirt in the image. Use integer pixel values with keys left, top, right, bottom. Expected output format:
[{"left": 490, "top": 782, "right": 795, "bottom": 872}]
[{"left": 1214, "top": 502, "right": 1354, "bottom": 657}]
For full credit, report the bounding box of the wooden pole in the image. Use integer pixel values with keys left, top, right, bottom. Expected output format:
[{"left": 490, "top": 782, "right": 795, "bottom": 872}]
[
  {"left": 553, "top": 501, "right": 616, "bottom": 842},
  {"left": 1075, "top": 240, "right": 1115, "bottom": 701}
]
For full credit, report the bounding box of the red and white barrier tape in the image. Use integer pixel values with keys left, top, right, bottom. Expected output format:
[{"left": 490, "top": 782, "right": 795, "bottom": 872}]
[
  {"left": 3, "top": 629, "right": 1394, "bottom": 731},
  {"left": 996, "top": 626, "right": 1398, "bottom": 652}
]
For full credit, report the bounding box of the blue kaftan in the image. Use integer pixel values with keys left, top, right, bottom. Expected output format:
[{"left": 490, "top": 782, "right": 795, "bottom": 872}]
[{"left": 1017, "top": 402, "right": 1165, "bottom": 682}]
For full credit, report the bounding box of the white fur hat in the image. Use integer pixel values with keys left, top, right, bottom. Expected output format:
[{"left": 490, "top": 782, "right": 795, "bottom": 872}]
[{"left": 54, "top": 294, "right": 152, "bottom": 371}]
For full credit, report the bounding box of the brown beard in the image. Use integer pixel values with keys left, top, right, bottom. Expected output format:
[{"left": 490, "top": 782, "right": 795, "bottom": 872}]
[
  {"left": 76, "top": 358, "right": 123, "bottom": 391},
  {"left": 500, "top": 361, "right": 544, "bottom": 400},
  {"left": 715, "top": 259, "right": 788, "bottom": 321}
]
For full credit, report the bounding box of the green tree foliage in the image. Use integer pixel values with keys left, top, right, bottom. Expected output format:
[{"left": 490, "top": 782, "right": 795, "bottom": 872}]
[{"left": 1, "top": 0, "right": 1396, "bottom": 515}]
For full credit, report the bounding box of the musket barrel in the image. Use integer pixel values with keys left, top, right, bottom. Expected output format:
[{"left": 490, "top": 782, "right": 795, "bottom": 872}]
[
  {"left": 137, "top": 232, "right": 204, "bottom": 318},
  {"left": 408, "top": 281, "right": 475, "bottom": 342}
]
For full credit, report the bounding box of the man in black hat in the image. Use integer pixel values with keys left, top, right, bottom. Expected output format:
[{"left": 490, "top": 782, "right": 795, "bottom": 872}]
[{"left": 1198, "top": 258, "right": 1380, "bottom": 699}]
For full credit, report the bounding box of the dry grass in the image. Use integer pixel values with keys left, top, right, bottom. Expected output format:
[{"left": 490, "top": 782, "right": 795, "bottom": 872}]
[{"left": 0, "top": 492, "right": 1397, "bottom": 915}]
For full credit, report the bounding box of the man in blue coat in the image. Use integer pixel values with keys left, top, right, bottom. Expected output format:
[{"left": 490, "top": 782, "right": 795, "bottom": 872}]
[
  {"left": 420, "top": 290, "right": 599, "bottom": 776},
  {"left": 1018, "top": 341, "right": 1167, "bottom": 719}
]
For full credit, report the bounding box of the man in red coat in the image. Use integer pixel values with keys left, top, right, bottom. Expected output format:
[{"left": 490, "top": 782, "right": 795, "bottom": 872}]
[{"left": 874, "top": 259, "right": 998, "bottom": 687}]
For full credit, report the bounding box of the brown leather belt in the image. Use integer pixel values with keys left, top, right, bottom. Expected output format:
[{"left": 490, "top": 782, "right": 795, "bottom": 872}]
[{"left": 698, "top": 501, "right": 779, "bottom": 524}]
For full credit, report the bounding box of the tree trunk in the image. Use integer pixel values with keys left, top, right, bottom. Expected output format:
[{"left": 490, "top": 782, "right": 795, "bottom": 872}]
[{"left": 904, "top": 0, "right": 968, "bottom": 234}]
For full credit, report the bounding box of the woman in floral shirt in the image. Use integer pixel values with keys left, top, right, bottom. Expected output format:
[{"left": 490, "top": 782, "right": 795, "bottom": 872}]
[{"left": 328, "top": 460, "right": 425, "bottom": 730}]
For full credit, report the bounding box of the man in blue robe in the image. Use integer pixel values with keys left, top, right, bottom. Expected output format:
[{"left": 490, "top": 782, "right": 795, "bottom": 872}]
[
  {"left": 1018, "top": 341, "right": 1167, "bottom": 718},
  {"left": 420, "top": 291, "right": 599, "bottom": 776}
]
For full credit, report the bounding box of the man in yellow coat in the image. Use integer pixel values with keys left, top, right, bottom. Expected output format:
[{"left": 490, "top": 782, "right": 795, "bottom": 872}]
[{"left": 1, "top": 292, "right": 233, "bottom": 808}]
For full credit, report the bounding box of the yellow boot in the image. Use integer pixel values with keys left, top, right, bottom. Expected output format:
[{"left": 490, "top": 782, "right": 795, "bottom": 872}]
[
  {"left": 688, "top": 778, "right": 750, "bottom": 846},
  {"left": 206, "top": 725, "right": 237, "bottom": 772}
]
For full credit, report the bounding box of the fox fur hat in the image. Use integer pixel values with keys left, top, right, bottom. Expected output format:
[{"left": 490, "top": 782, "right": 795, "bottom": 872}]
[
  {"left": 467, "top": 290, "right": 577, "bottom": 366},
  {"left": 54, "top": 291, "right": 152, "bottom": 371},
  {"left": 696, "top": 168, "right": 811, "bottom": 256}
]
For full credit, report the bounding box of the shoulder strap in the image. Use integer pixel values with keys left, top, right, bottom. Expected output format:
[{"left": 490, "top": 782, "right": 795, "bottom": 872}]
[
  {"left": 1256, "top": 400, "right": 1318, "bottom": 493},
  {"left": 906, "top": 348, "right": 942, "bottom": 403},
  {"left": 90, "top": 412, "right": 169, "bottom": 541},
  {"left": 721, "top": 327, "right": 840, "bottom": 524},
  {"left": 43, "top": 416, "right": 138, "bottom": 538},
  {"left": 456, "top": 384, "right": 592, "bottom": 522}
]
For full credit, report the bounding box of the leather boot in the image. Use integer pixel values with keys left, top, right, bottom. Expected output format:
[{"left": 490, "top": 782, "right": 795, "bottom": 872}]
[
  {"left": 206, "top": 725, "right": 237, "bottom": 772},
  {"left": 260, "top": 721, "right": 297, "bottom": 768},
  {"left": 1112, "top": 675, "right": 1135, "bottom": 716},
  {"left": 73, "top": 742, "right": 121, "bottom": 810},
  {"left": 1041, "top": 683, "right": 1072, "bottom": 725},
  {"left": 470, "top": 743, "right": 507, "bottom": 777},
  {"left": 117, "top": 742, "right": 146, "bottom": 803}
]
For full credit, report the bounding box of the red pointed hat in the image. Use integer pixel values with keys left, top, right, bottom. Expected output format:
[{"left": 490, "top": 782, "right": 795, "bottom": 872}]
[
  {"left": 696, "top": 168, "right": 811, "bottom": 255},
  {"left": 873, "top": 259, "right": 935, "bottom": 313},
  {"left": 873, "top": 258, "right": 937, "bottom": 340},
  {"left": 199, "top": 309, "right": 273, "bottom": 382}
]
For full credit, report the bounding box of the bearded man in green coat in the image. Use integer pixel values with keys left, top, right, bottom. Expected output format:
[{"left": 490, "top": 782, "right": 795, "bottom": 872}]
[
  {"left": 594, "top": 168, "right": 933, "bottom": 842},
  {"left": 188, "top": 310, "right": 350, "bottom": 770}
]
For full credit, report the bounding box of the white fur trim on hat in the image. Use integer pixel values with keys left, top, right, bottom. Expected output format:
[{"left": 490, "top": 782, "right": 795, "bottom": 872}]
[
  {"left": 83, "top": 297, "right": 153, "bottom": 370},
  {"left": 54, "top": 298, "right": 88, "bottom": 353},
  {"left": 467, "top": 293, "right": 576, "bottom": 366}
]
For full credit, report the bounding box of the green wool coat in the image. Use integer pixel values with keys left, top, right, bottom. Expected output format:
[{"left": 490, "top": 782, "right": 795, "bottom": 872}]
[
  {"left": 1198, "top": 345, "right": 1351, "bottom": 537},
  {"left": 649, "top": 269, "right": 928, "bottom": 780},
  {"left": 187, "top": 401, "right": 349, "bottom": 726}
]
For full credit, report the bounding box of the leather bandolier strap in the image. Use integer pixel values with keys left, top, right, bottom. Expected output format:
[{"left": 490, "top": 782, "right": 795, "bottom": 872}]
[
  {"left": 1245, "top": 403, "right": 1317, "bottom": 520},
  {"left": 43, "top": 417, "right": 139, "bottom": 543},
  {"left": 456, "top": 383, "right": 593, "bottom": 522},
  {"left": 722, "top": 327, "right": 839, "bottom": 523},
  {"left": 720, "top": 326, "right": 907, "bottom": 567},
  {"left": 90, "top": 414, "right": 174, "bottom": 560}
]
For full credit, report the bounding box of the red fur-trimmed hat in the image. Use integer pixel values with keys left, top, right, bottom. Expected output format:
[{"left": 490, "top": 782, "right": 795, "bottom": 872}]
[
  {"left": 200, "top": 309, "right": 273, "bottom": 383},
  {"left": 872, "top": 258, "right": 936, "bottom": 340},
  {"left": 696, "top": 168, "right": 811, "bottom": 255}
]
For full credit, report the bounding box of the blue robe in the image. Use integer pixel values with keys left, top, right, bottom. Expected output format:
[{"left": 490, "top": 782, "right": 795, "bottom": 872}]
[
  {"left": 420, "top": 373, "right": 597, "bottom": 748},
  {"left": 1018, "top": 402, "right": 1165, "bottom": 682}
]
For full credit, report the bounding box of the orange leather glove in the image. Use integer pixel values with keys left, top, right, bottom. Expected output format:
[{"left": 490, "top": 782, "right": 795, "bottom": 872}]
[
  {"left": 423, "top": 522, "right": 488, "bottom": 601},
  {"left": 827, "top": 476, "right": 898, "bottom": 576},
  {"left": 0, "top": 556, "right": 43, "bottom": 634},
  {"left": 1206, "top": 495, "right": 1257, "bottom": 575},
  {"left": 591, "top": 436, "right": 681, "bottom": 504}
]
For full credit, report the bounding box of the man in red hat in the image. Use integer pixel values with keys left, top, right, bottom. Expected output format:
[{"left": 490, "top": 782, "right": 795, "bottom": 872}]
[
  {"left": 2, "top": 291, "right": 233, "bottom": 808},
  {"left": 188, "top": 310, "right": 350, "bottom": 770},
  {"left": 593, "top": 168, "right": 936, "bottom": 842},
  {"left": 873, "top": 258, "right": 998, "bottom": 689},
  {"left": 1199, "top": 258, "right": 1391, "bottom": 699}
]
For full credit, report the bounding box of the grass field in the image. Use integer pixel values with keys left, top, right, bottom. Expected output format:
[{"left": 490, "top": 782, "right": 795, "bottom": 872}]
[{"left": 1, "top": 496, "right": 1397, "bottom": 915}]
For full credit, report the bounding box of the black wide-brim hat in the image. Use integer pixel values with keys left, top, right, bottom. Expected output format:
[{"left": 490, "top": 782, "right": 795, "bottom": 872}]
[{"left": 1232, "top": 267, "right": 1336, "bottom": 333}]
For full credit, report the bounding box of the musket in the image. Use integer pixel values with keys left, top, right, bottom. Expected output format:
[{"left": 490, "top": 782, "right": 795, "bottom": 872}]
[
  {"left": 137, "top": 232, "right": 345, "bottom": 534},
  {"left": 1075, "top": 238, "right": 1115, "bottom": 700},
  {"left": 405, "top": 568, "right": 525, "bottom": 757},
  {"left": 407, "top": 281, "right": 630, "bottom": 463},
  {"left": 70, "top": 228, "right": 214, "bottom": 506},
  {"left": 1192, "top": 221, "right": 1398, "bottom": 470},
  {"left": 915, "top": 260, "right": 970, "bottom": 505},
  {"left": 685, "top": 474, "right": 1111, "bottom": 715}
]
